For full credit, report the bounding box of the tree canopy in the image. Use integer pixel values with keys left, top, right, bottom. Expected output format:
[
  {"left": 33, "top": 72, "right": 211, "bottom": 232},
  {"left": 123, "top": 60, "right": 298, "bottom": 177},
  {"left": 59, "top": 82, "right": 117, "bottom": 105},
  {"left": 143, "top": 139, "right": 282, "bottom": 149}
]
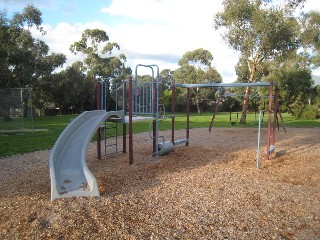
[
  {"left": 70, "top": 29, "right": 131, "bottom": 110},
  {"left": 174, "top": 48, "right": 222, "bottom": 113},
  {"left": 0, "top": 5, "right": 65, "bottom": 89},
  {"left": 215, "top": 0, "right": 319, "bottom": 122}
]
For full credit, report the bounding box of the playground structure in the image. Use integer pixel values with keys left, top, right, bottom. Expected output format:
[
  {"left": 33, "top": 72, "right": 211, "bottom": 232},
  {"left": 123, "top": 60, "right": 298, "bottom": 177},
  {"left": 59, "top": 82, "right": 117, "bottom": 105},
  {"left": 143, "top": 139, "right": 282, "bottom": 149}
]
[
  {"left": 49, "top": 64, "right": 178, "bottom": 200},
  {"left": 95, "top": 64, "right": 190, "bottom": 164},
  {"left": 49, "top": 64, "right": 285, "bottom": 200},
  {"left": 174, "top": 81, "right": 286, "bottom": 168}
]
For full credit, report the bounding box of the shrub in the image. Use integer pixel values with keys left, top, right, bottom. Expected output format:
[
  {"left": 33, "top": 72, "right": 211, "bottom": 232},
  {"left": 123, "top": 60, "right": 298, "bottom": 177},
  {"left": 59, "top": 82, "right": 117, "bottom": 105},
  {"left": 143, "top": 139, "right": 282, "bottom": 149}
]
[{"left": 299, "top": 105, "right": 319, "bottom": 120}]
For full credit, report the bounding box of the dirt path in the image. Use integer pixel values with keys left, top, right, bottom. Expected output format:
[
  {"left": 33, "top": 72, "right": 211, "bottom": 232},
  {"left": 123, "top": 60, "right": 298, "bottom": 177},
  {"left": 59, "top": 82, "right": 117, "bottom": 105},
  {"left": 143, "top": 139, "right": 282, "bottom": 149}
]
[{"left": 0, "top": 128, "right": 319, "bottom": 239}]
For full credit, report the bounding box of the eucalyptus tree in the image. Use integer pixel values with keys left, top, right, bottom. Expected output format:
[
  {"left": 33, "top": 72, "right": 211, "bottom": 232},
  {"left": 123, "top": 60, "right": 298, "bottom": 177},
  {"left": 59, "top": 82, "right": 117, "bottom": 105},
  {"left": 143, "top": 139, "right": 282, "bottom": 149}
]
[
  {"left": 0, "top": 5, "right": 65, "bottom": 89},
  {"left": 215, "top": 0, "right": 302, "bottom": 123},
  {"left": 300, "top": 11, "right": 320, "bottom": 69},
  {"left": 0, "top": 5, "right": 65, "bottom": 119},
  {"left": 70, "top": 29, "right": 131, "bottom": 109},
  {"left": 174, "top": 48, "right": 222, "bottom": 114},
  {"left": 263, "top": 66, "right": 314, "bottom": 117}
]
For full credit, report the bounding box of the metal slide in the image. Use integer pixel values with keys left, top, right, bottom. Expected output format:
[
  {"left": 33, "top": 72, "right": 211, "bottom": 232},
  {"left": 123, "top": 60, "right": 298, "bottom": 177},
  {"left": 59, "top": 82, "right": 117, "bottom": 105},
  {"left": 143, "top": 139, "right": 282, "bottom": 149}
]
[{"left": 49, "top": 110, "right": 123, "bottom": 200}]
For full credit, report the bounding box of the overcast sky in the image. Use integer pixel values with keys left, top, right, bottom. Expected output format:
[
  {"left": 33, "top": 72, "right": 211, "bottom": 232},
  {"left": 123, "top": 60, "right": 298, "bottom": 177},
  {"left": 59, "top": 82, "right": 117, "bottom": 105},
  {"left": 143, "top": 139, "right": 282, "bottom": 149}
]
[{"left": 1, "top": 0, "right": 319, "bottom": 82}]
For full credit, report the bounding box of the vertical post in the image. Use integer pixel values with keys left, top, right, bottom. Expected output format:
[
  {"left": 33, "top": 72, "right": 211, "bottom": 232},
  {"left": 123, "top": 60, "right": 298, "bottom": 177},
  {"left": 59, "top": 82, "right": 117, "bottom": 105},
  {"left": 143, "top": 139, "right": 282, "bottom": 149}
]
[
  {"left": 123, "top": 81, "right": 127, "bottom": 153},
  {"left": 186, "top": 88, "right": 190, "bottom": 146},
  {"left": 29, "top": 88, "right": 34, "bottom": 132},
  {"left": 20, "top": 88, "right": 24, "bottom": 128},
  {"left": 273, "top": 86, "right": 279, "bottom": 146},
  {"left": 153, "top": 75, "right": 157, "bottom": 154},
  {"left": 97, "top": 81, "right": 101, "bottom": 160},
  {"left": 266, "top": 80, "right": 273, "bottom": 160},
  {"left": 123, "top": 124, "right": 126, "bottom": 153},
  {"left": 128, "top": 76, "right": 133, "bottom": 165},
  {"left": 171, "top": 80, "right": 175, "bottom": 144},
  {"left": 275, "top": 86, "right": 287, "bottom": 133},
  {"left": 256, "top": 110, "right": 264, "bottom": 169}
]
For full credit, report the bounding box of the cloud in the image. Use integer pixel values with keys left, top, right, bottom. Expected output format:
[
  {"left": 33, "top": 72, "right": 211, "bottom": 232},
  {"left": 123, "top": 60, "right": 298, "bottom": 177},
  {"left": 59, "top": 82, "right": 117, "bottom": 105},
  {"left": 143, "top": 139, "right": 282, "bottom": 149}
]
[
  {"left": 27, "top": 0, "right": 246, "bottom": 83},
  {"left": 4, "top": 0, "right": 320, "bottom": 83},
  {"left": 301, "top": 0, "right": 320, "bottom": 12},
  {"left": 32, "top": 21, "right": 113, "bottom": 67},
  {"left": 100, "top": 0, "right": 238, "bottom": 81},
  {"left": 8, "top": 0, "right": 238, "bottom": 82}
]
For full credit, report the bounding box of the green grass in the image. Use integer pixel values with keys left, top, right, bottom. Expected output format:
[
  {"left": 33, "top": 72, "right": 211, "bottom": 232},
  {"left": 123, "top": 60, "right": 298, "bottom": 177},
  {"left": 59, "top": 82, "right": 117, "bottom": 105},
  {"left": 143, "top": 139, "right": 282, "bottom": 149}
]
[
  {"left": 0, "top": 115, "right": 76, "bottom": 157},
  {"left": 0, "top": 112, "right": 319, "bottom": 157}
]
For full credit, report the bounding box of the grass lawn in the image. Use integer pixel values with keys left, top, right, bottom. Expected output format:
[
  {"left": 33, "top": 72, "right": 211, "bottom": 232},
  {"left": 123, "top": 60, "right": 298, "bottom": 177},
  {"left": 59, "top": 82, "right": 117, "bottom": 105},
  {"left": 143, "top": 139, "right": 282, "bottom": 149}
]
[{"left": 0, "top": 112, "right": 319, "bottom": 158}]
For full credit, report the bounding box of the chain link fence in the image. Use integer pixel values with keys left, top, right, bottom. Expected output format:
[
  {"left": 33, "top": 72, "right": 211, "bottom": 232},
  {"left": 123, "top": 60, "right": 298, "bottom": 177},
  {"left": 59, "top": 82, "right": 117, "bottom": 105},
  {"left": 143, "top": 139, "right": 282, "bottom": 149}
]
[{"left": 0, "top": 88, "right": 34, "bottom": 130}]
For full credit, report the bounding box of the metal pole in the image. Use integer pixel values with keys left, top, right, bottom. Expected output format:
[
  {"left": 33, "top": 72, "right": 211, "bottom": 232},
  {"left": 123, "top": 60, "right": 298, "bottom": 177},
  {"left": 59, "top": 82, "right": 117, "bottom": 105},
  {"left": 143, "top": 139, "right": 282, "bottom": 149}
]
[
  {"left": 273, "top": 86, "right": 279, "bottom": 146},
  {"left": 275, "top": 86, "right": 287, "bottom": 133},
  {"left": 128, "top": 76, "right": 133, "bottom": 165},
  {"left": 29, "top": 88, "right": 34, "bottom": 132},
  {"left": 155, "top": 66, "right": 160, "bottom": 158},
  {"left": 149, "top": 83, "right": 152, "bottom": 114},
  {"left": 20, "top": 88, "right": 24, "bottom": 129},
  {"left": 266, "top": 80, "right": 273, "bottom": 160},
  {"left": 171, "top": 79, "right": 175, "bottom": 144},
  {"left": 97, "top": 81, "right": 101, "bottom": 160},
  {"left": 186, "top": 88, "right": 190, "bottom": 146},
  {"left": 123, "top": 81, "right": 126, "bottom": 153},
  {"left": 256, "top": 110, "right": 265, "bottom": 169},
  {"left": 103, "top": 81, "right": 106, "bottom": 110},
  {"left": 153, "top": 72, "right": 157, "bottom": 155}
]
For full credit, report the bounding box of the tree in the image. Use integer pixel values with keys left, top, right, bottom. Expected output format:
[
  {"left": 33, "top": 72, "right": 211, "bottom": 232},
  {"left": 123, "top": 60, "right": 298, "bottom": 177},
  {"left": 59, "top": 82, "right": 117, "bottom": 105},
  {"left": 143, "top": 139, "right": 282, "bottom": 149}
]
[
  {"left": 300, "top": 11, "right": 320, "bottom": 69},
  {"left": 63, "top": 63, "right": 95, "bottom": 112},
  {"left": 174, "top": 48, "right": 222, "bottom": 114},
  {"left": 215, "top": 0, "right": 301, "bottom": 123},
  {"left": 0, "top": 5, "right": 66, "bottom": 120},
  {"left": 0, "top": 5, "right": 65, "bottom": 88},
  {"left": 41, "top": 62, "right": 96, "bottom": 114},
  {"left": 264, "top": 66, "right": 314, "bottom": 118},
  {"left": 70, "top": 29, "right": 131, "bottom": 110}
]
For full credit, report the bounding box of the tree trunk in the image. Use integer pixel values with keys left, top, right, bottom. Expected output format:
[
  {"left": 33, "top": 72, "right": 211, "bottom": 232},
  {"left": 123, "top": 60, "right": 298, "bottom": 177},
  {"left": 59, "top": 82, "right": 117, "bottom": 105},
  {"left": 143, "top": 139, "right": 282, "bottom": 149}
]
[
  {"left": 239, "top": 86, "right": 251, "bottom": 124},
  {"left": 195, "top": 95, "right": 201, "bottom": 114},
  {"left": 239, "top": 60, "right": 257, "bottom": 124}
]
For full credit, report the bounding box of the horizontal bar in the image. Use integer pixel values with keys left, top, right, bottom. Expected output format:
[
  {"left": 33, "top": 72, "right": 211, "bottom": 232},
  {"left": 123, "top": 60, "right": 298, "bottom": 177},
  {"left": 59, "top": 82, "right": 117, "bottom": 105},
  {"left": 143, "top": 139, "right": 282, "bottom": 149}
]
[
  {"left": 222, "top": 93, "right": 274, "bottom": 98},
  {"left": 175, "top": 82, "right": 276, "bottom": 88}
]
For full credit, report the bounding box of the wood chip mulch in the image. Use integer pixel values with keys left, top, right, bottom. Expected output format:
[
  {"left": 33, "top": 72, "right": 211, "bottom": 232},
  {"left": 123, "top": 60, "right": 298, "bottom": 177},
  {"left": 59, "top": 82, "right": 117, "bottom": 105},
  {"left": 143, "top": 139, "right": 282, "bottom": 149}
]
[{"left": 0, "top": 127, "right": 319, "bottom": 239}]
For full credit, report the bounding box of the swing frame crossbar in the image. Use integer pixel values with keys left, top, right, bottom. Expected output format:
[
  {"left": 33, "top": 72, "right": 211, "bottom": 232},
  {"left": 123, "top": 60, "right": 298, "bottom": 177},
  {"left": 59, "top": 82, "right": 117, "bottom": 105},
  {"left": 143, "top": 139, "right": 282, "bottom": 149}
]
[{"left": 175, "top": 82, "right": 275, "bottom": 88}]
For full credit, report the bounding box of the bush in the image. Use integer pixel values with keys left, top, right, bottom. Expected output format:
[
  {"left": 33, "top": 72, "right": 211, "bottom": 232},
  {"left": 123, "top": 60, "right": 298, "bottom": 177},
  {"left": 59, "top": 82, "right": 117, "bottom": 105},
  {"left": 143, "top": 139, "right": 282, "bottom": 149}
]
[{"left": 299, "top": 105, "right": 319, "bottom": 120}]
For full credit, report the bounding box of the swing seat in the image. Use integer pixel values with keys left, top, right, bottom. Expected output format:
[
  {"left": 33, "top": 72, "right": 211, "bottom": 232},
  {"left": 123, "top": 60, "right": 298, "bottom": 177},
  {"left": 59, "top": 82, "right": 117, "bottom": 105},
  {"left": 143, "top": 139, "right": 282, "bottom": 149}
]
[{"left": 267, "top": 146, "right": 275, "bottom": 154}]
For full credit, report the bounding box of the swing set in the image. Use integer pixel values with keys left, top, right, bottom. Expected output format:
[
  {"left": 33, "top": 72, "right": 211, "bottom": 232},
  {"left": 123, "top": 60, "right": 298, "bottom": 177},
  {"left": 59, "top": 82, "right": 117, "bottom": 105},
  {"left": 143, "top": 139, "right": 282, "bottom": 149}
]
[{"left": 175, "top": 81, "right": 286, "bottom": 162}]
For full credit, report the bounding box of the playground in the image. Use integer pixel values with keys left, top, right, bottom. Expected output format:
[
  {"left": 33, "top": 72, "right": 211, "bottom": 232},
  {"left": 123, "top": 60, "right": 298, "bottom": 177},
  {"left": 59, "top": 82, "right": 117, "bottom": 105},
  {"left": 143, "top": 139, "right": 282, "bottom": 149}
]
[
  {"left": 0, "top": 64, "right": 319, "bottom": 238},
  {"left": 0, "top": 127, "right": 319, "bottom": 239}
]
